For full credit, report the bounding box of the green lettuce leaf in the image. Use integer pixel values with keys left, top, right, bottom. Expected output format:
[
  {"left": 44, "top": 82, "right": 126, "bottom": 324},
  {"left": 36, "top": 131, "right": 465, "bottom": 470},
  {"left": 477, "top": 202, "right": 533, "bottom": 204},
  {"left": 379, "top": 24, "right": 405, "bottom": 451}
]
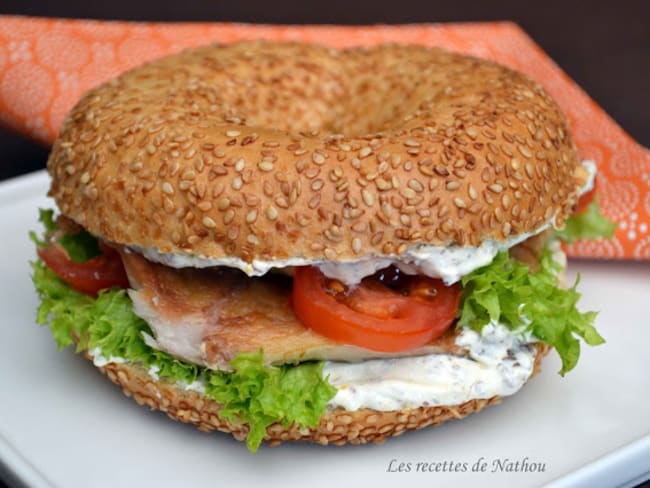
[
  {"left": 29, "top": 208, "right": 102, "bottom": 262},
  {"left": 31, "top": 260, "right": 336, "bottom": 452},
  {"left": 459, "top": 249, "right": 604, "bottom": 375},
  {"left": 555, "top": 198, "right": 616, "bottom": 244},
  {"left": 205, "top": 352, "right": 337, "bottom": 451},
  {"left": 58, "top": 231, "right": 102, "bottom": 263},
  {"left": 28, "top": 208, "right": 56, "bottom": 247}
]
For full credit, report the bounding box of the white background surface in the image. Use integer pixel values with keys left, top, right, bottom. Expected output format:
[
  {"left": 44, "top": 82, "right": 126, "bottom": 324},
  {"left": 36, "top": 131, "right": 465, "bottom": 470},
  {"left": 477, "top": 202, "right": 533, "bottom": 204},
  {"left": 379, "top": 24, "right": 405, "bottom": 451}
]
[{"left": 1, "top": 171, "right": 649, "bottom": 488}]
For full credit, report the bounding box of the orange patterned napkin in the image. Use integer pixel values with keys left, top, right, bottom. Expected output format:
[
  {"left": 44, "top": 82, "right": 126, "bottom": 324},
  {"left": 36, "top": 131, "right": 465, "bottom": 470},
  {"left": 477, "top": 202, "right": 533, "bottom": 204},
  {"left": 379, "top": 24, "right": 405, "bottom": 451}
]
[{"left": 0, "top": 16, "right": 648, "bottom": 259}]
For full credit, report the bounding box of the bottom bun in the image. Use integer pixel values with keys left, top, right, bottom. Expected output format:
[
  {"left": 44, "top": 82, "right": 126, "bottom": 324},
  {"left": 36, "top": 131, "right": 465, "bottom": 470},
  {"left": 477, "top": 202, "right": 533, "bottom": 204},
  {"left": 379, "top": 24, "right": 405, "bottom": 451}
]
[{"left": 89, "top": 343, "right": 550, "bottom": 447}]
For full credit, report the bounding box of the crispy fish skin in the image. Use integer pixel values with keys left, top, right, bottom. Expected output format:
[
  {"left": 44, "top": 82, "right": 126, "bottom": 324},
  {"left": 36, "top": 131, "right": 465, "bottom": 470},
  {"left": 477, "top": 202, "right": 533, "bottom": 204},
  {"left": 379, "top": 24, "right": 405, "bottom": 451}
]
[{"left": 120, "top": 250, "right": 464, "bottom": 371}]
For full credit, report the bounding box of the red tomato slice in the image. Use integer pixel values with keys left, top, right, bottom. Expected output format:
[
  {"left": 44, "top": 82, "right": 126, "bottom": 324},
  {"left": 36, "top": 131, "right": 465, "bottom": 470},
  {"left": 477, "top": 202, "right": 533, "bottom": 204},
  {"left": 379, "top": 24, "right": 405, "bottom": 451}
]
[
  {"left": 574, "top": 177, "right": 597, "bottom": 215},
  {"left": 38, "top": 241, "right": 129, "bottom": 296},
  {"left": 292, "top": 266, "right": 461, "bottom": 352}
]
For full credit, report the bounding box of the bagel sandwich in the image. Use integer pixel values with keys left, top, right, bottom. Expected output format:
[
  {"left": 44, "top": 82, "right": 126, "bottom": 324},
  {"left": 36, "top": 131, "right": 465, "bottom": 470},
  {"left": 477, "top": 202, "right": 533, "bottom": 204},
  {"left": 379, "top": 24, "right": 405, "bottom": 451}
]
[{"left": 30, "top": 42, "right": 616, "bottom": 452}]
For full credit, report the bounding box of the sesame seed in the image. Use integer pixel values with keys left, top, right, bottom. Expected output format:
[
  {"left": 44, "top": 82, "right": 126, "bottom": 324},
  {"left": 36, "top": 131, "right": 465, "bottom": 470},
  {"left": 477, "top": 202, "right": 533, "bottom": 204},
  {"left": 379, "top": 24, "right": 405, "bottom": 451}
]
[
  {"left": 232, "top": 176, "right": 242, "bottom": 190},
  {"left": 129, "top": 161, "right": 143, "bottom": 173},
  {"left": 404, "top": 139, "right": 421, "bottom": 147},
  {"left": 400, "top": 188, "right": 417, "bottom": 199},
  {"left": 258, "top": 160, "right": 274, "bottom": 172},
  {"left": 408, "top": 179, "right": 424, "bottom": 192},
  {"left": 162, "top": 197, "right": 174, "bottom": 213},
  {"left": 454, "top": 197, "right": 467, "bottom": 208},
  {"left": 446, "top": 181, "right": 460, "bottom": 191},
  {"left": 223, "top": 209, "right": 235, "bottom": 224},
  {"left": 359, "top": 146, "right": 373, "bottom": 159},
  {"left": 181, "top": 170, "right": 196, "bottom": 180},
  {"left": 308, "top": 195, "right": 320, "bottom": 209},
  {"left": 202, "top": 217, "right": 217, "bottom": 228},
  {"left": 518, "top": 144, "right": 532, "bottom": 158},
  {"left": 525, "top": 162, "right": 535, "bottom": 179},
  {"left": 162, "top": 182, "right": 174, "bottom": 195},
  {"left": 434, "top": 165, "right": 449, "bottom": 176},
  {"left": 312, "top": 152, "right": 325, "bottom": 165},
  {"left": 275, "top": 196, "right": 289, "bottom": 208},
  {"left": 352, "top": 222, "right": 367, "bottom": 233},
  {"left": 352, "top": 238, "right": 362, "bottom": 254},
  {"left": 376, "top": 178, "right": 391, "bottom": 191},
  {"left": 295, "top": 158, "right": 307, "bottom": 173},
  {"left": 226, "top": 130, "right": 241, "bottom": 137},
  {"left": 240, "top": 134, "right": 257, "bottom": 146},
  {"left": 488, "top": 183, "right": 504, "bottom": 193},
  {"left": 381, "top": 203, "right": 393, "bottom": 219},
  {"left": 246, "top": 210, "right": 258, "bottom": 223},
  {"left": 297, "top": 214, "right": 311, "bottom": 226},
  {"left": 244, "top": 193, "right": 260, "bottom": 206},
  {"left": 324, "top": 248, "right": 337, "bottom": 260},
  {"left": 362, "top": 189, "right": 374, "bottom": 206},
  {"left": 266, "top": 206, "right": 278, "bottom": 220}
]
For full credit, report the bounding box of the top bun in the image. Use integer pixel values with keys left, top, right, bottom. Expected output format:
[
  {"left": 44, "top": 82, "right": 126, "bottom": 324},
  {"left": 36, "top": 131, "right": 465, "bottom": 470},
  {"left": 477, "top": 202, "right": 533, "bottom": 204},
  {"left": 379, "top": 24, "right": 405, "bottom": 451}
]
[{"left": 48, "top": 42, "right": 583, "bottom": 263}]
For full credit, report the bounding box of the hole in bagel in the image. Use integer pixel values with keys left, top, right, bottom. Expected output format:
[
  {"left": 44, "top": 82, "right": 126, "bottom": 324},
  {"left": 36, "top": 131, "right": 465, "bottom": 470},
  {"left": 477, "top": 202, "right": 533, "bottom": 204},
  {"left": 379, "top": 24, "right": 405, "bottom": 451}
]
[{"left": 131, "top": 43, "right": 481, "bottom": 138}]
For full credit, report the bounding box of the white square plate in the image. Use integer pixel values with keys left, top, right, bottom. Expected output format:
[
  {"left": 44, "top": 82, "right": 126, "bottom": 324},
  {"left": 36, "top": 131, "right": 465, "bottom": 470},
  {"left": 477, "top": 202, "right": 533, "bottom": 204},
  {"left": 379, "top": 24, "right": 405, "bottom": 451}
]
[{"left": 1, "top": 171, "right": 649, "bottom": 488}]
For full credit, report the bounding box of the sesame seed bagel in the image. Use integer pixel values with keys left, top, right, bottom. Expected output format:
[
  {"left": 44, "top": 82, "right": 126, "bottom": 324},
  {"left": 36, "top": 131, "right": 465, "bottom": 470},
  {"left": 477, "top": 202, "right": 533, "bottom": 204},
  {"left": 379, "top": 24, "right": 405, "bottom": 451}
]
[
  {"left": 92, "top": 342, "right": 549, "bottom": 447},
  {"left": 48, "top": 41, "right": 583, "bottom": 262}
]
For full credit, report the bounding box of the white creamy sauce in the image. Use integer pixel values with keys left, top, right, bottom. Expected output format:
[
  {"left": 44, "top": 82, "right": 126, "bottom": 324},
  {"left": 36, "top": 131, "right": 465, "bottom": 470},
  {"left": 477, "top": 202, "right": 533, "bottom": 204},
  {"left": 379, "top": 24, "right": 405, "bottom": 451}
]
[
  {"left": 136, "top": 213, "right": 547, "bottom": 286},
  {"left": 89, "top": 346, "right": 207, "bottom": 393},
  {"left": 176, "top": 379, "right": 207, "bottom": 394},
  {"left": 89, "top": 347, "right": 126, "bottom": 368},
  {"left": 88, "top": 323, "right": 536, "bottom": 411},
  {"left": 318, "top": 229, "right": 542, "bottom": 286},
  {"left": 148, "top": 364, "right": 160, "bottom": 381},
  {"left": 135, "top": 160, "right": 596, "bottom": 286},
  {"left": 323, "top": 323, "right": 536, "bottom": 411},
  {"left": 581, "top": 160, "right": 597, "bottom": 194}
]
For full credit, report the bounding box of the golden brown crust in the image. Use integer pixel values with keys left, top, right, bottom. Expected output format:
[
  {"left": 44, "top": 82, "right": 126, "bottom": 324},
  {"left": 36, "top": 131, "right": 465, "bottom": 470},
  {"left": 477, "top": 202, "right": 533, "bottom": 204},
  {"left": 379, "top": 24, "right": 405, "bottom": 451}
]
[
  {"left": 91, "top": 343, "right": 550, "bottom": 447},
  {"left": 48, "top": 42, "right": 583, "bottom": 263}
]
